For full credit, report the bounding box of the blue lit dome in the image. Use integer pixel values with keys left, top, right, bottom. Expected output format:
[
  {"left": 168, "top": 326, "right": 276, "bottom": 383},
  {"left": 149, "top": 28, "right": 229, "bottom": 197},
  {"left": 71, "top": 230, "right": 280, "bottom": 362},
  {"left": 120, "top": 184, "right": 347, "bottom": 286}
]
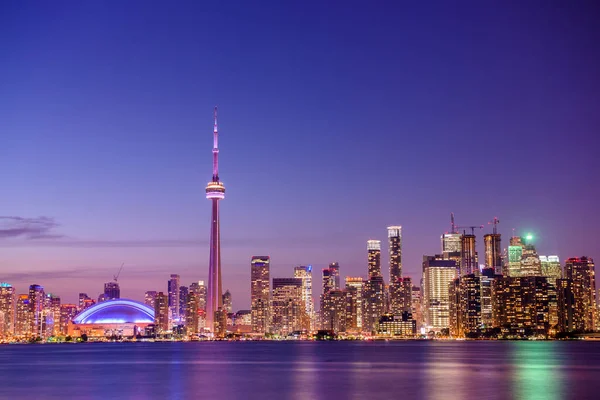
[{"left": 72, "top": 299, "right": 154, "bottom": 324}]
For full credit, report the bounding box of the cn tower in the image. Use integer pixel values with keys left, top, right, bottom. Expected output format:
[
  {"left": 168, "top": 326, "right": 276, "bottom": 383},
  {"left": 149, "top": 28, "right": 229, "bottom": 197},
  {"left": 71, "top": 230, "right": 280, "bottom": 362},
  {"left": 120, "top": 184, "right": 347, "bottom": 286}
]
[{"left": 205, "top": 107, "right": 225, "bottom": 333}]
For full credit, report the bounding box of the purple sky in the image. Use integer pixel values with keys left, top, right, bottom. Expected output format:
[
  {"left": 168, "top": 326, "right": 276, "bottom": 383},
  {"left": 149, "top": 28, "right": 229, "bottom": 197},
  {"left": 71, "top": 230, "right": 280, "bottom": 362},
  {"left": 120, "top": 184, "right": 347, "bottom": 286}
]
[{"left": 1, "top": 1, "right": 599, "bottom": 310}]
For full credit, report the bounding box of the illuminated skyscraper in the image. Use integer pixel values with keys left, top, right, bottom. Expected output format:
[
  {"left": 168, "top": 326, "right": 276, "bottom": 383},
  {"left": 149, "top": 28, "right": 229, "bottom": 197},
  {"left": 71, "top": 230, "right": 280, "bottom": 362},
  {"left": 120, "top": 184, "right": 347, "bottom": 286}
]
[
  {"left": 460, "top": 234, "right": 477, "bottom": 276},
  {"left": 322, "top": 264, "right": 340, "bottom": 294},
  {"left": 103, "top": 282, "right": 120, "bottom": 301},
  {"left": 388, "top": 226, "right": 402, "bottom": 281},
  {"left": 449, "top": 274, "right": 481, "bottom": 337},
  {"left": 205, "top": 108, "right": 226, "bottom": 334},
  {"left": 540, "top": 256, "right": 562, "bottom": 286},
  {"left": 190, "top": 281, "right": 207, "bottom": 311},
  {"left": 563, "top": 257, "right": 596, "bottom": 332},
  {"left": 15, "top": 295, "right": 31, "bottom": 337},
  {"left": 507, "top": 236, "right": 524, "bottom": 276},
  {"left": 321, "top": 289, "right": 347, "bottom": 333},
  {"left": 168, "top": 274, "right": 180, "bottom": 323},
  {"left": 29, "top": 284, "right": 45, "bottom": 338},
  {"left": 367, "top": 240, "right": 382, "bottom": 278},
  {"left": 222, "top": 290, "right": 232, "bottom": 314},
  {"left": 78, "top": 293, "right": 94, "bottom": 311},
  {"left": 251, "top": 256, "right": 270, "bottom": 334},
  {"left": 520, "top": 237, "right": 542, "bottom": 277},
  {"left": 179, "top": 286, "right": 189, "bottom": 322},
  {"left": 294, "top": 265, "right": 314, "bottom": 327},
  {"left": 154, "top": 292, "right": 169, "bottom": 333},
  {"left": 45, "top": 293, "right": 61, "bottom": 337},
  {"left": 423, "top": 256, "right": 458, "bottom": 331},
  {"left": 185, "top": 292, "right": 200, "bottom": 335},
  {"left": 390, "top": 277, "right": 412, "bottom": 316},
  {"left": 272, "top": 278, "right": 305, "bottom": 336},
  {"left": 483, "top": 233, "right": 502, "bottom": 274},
  {"left": 59, "top": 304, "right": 78, "bottom": 335},
  {"left": 442, "top": 233, "right": 462, "bottom": 254},
  {"left": 144, "top": 291, "right": 157, "bottom": 308},
  {"left": 0, "top": 283, "right": 15, "bottom": 338},
  {"left": 345, "top": 277, "right": 365, "bottom": 333}
]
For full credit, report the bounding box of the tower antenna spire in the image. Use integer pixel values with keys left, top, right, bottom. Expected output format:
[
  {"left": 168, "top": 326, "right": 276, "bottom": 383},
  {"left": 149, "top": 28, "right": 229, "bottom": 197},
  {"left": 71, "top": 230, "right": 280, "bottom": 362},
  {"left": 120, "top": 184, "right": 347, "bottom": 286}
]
[{"left": 212, "top": 106, "right": 219, "bottom": 181}]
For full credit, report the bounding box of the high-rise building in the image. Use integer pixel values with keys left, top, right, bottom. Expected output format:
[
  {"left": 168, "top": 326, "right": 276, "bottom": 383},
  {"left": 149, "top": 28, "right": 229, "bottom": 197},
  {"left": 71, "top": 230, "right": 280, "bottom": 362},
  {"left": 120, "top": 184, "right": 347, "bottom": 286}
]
[
  {"left": 222, "top": 290, "right": 232, "bottom": 314},
  {"left": 390, "top": 277, "right": 412, "bottom": 316},
  {"left": 321, "top": 289, "right": 347, "bottom": 333},
  {"left": 540, "top": 256, "right": 562, "bottom": 287},
  {"left": 45, "top": 293, "right": 61, "bottom": 337},
  {"left": 78, "top": 293, "right": 95, "bottom": 311},
  {"left": 185, "top": 292, "right": 200, "bottom": 336},
  {"left": 168, "top": 274, "right": 180, "bottom": 324},
  {"left": 388, "top": 226, "right": 402, "bottom": 282},
  {"left": 205, "top": 108, "right": 226, "bottom": 334},
  {"left": 294, "top": 266, "right": 314, "bottom": 327},
  {"left": 492, "top": 276, "right": 550, "bottom": 336},
  {"left": 179, "top": 286, "right": 189, "bottom": 322},
  {"left": 322, "top": 265, "right": 339, "bottom": 295},
  {"left": 521, "top": 242, "right": 542, "bottom": 277},
  {"left": 0, "top": 283, "right": 15, "bottom": 338},
  {"left": 154, "top": 292, "right": 169, "bottom": 333},
  {"left": 449, "top": 274, "right": 481, "bottom": 337},
  {"left": 411, "top": 285, "right": 423, "bottom": 331},
  {"left": 103, "top": 282, "right": 120, "bottom": 300},
  {"left": 144, "top": 291, "right": 157, "bottom": 308},
  {"left": 441, "top": 233, "right": 462, "bottom": 254},
  {"left": 59, "top": 304, "right": 78, "bottom": 335},
  {"left": 483, "top": 233, "right": 502, "bottom": 274},
  {"left": 363, "top": 276, "right": 385, "bottom": 334},
  {"left": 345, "top": 277, "right": 364, "bottom": 333},
  {"left": 562, "top": 257, "right": 596, "bottom": 332},
  {"left": 15, "top": 295, "right": 31, "bottom": 337},
  {"left": 423, "top": 256, "right": 458, "bottom": 331},
  {"left": 460, "top": 234, "right": 477, "bottom": 276},
  {"left": 367, "top": 240, "right": 382, "bottom": 278},
  {"left": 251, "top": 256, "right": 270, "bottom": 334},
  {"left": 271, "top": 278, "right": 306, "bottom": 336},
  {"left": 189, "top": 281, "right": 207, "bottom": 311},
  {"left": 28, "top": 284, "right": 45, "bottom": 338},
  {"left": 507, "top": 236, "right": 524, "bottom": 276}
]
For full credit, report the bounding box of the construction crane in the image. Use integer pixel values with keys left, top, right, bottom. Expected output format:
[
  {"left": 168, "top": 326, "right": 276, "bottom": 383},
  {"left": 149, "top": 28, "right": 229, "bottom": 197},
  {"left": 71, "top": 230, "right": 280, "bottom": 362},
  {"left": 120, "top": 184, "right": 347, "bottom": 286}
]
[
  {"left": 456, "top": 225, "right": 483, "bottom": 235},
  {"left": 113, "top": 263, "right": 124, "bottom": 283},
  {"left": 489, "top": 217, "right": 500, "bottom": 234}
]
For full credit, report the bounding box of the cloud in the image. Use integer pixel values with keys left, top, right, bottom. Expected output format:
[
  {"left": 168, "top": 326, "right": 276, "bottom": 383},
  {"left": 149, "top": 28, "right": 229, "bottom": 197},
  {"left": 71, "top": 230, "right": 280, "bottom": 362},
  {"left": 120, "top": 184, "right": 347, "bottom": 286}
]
[{"left": 0, "top": 216, "right": 63, "bottom": 239}]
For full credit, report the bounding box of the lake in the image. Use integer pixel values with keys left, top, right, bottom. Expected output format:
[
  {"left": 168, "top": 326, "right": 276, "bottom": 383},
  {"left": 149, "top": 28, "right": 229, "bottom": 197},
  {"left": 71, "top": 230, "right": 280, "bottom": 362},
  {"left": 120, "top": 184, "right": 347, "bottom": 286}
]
[{"left": 0, "top": 341, "right": 599, "bottom": 399}]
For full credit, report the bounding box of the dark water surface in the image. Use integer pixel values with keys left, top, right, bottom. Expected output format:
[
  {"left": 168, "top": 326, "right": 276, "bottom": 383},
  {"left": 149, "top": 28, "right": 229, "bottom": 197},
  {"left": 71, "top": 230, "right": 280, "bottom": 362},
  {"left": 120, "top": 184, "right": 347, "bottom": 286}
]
[{"left": 1, "top": 341, "right": 599, "bottom": 399}]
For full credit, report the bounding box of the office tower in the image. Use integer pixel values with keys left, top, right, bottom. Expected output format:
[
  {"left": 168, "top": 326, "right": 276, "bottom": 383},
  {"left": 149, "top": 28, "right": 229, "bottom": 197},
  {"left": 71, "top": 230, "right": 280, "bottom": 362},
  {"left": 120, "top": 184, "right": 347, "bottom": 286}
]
[
  {"left": 563, "top": 257, "right": 596, "bottom": 332},
  {"left": 294, "top": 266, "right": 314, "bottom": 327},
  {"left": 205, "top": 108, "right": 226, "bottom": 333},
  {"left": 388, "top": 226, "right": 402, "bottom": 282},
  {"left": 28, "top": 285, "right": 45, "bottom": 338},
  {"left": 271, "top": 278, "right": 305, "bottom": 336},
  {"left": 540, "top": 256, "right": 562, "bottom": 287},
  {"left": 0, "top": 283, "right": 15, "bottom": 338},
  {"left": 144, "top": 291, "right": 157, "bottom": 307},
  {"left": 480, "top": 273, "right": 496, "bottom": 329},
  {"left": 167, "top": 274, "right": 181, "bottom": 324},
  {"left": 484, "top": 233, "right": 502, "bottom": 274},
  {"left": 45, "top": 293, "right": 61, "bottom": 337},
  {"left": 78, "top": 293, "right": 94, "bottom": 311},
  {"left": 390, "top": 277, "right": 412, "bottom": 316},
  {"left": 190, "top": 281, "right": 207, "bottom": 311},
  {"left": 185, "top": 293, "right": 200, "bottom": 335},
  {"left": 377, "top": 312, "right": 416, "bottom": 336},
  {"left": 322, "top": 266, "right": 338, "bottom": 295},
  {"left": 179, "top": 286, "right": 189, "bottom": 323},
  {"left": 363, "top": 276, "right": 385, "bottom": 334},
  {"left": 59, "top": 304, "right": 78, "bottom": 335},
  {"left": 460, "top": 233, "right": 477, "bottom": 276},
  {"left": 520, "top": 241, "right": 542, "bottom": 277},
  {"left": 367, "top": 240, "right": 382, "bottom": 278},
  {"left": 15, "top": 295, "right": 31, "bottom": 337},
  {"left": 507, "top": 236, "right": 524, "bottom": 276},
  {"left": 251, "top": 256, "right": 270, "bottom": 334},
  {"left": 411, "top": 286, "right": 423, "bottom": 331},
  {"left": 492, "top": 276, "right": 550, "bottom": 336},
  {"left": 321, "top": 289, "right": 347, "bottom": 333},
  {"left": 345, "top": 277, "right": 365, "bottom": 333},
  {"left": 423, "top": 256, "right": 458, "bottom": 331},
  {"left": 449, "top": 274, "right": 481, "bottom": 337},
  {"left": 442, "top": 233, "right": 462, "bottom": 254},
  {"left": 222, "top": 289, "right": 232, "bottom": 313},
  {"left": 103, "top": 282, "right": 120, "bottom": 300},
  {"left": 154, "top": 292, "right": 169, "bottom": 333}
]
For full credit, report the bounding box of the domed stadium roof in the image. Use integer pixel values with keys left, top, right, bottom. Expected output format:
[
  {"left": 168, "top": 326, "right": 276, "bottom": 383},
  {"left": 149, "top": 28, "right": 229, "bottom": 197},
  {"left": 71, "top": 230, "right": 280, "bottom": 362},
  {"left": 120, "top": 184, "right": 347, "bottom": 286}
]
[{"left": 72, "top": 299, "right": 154, "bottom": 324}]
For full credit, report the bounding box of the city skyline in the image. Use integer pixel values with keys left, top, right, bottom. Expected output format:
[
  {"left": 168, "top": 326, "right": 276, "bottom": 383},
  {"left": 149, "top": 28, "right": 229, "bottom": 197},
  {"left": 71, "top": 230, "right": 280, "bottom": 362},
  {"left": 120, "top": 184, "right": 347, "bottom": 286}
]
[{"left": 1, "top": 2, "right": 599, "bottom": 309}]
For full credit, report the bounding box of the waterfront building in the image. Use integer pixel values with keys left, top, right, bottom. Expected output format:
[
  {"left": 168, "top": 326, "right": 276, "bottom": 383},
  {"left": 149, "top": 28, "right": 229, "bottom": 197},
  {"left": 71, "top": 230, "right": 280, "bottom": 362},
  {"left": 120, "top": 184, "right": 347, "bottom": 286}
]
[
  {"left": 423, "top": 256, "right": 458, "bottom": 332},
  {"left": 222, "top": 289, "right": 232, "bottom": 314},
  {"left": 168, "top": 274, "right": 180, "bottom": 324},
  {"left": 377, "top": 312, "right": 416, "bottom": 337},
  {"left": 561, "top": 257, "right": 596, "bottom": 332},
  {"left": 78, "top": 293, "right": 95, "bottom": 311},
  {"left": 271, "top": 278, "right": 306, "bottom": 336},
  {"left": 251, "top": 256, "right": 270, "bottom": 334},
  {"left": 179, "top": 286, "right": 189, "bottom": 322},
  {"left": 29, "top": 284, "right": 45, "bottom": 338},
  {"left": 189, "top": 281, "right": 207, "bottom": 311},
  {"left": 411, "top": 285, "right": 423, "bottom": 331},
  {"left": 540, "top": 255, "right": 562, "bottom": 287},
  {"left": 59, "top": 304, "right": 78, "bottom": 335},
  {"left": 15, "top": 295, "right": 31, "bottom": 337},
  {"left": 0, "top": 283, "right": 15, "bottom": 338},
  {"left": 144, "top": 291, "right": 157, "bottom": 308},
  {"left": 185, "top": 293, "right": 200, "bottom": 335},
  {"left": 321, "top": 289, "right": 347, "bottom": 333},
  {"left": 154, "top": 292, "right": 169, "bottom": 333},
  {"left": 390, "top": 277, "right": 412, "bottom": 316},
  {"left": 449, "top": 274, "right": 481, "bottom": 337},
  {"left": 345, "top": 277, "right": 364, "bottom": 333},
  {"left": 367, "top": 240, "right": 382, "bottom": 278},
  {"left": 294, "top": 265, "right": 314, "bottom": 327},
  {"left": 45, "top": 293, "right": 61, "bottom": 337},
  {"left": 388, "top": 226, "right": 402, "bottom": 282}
]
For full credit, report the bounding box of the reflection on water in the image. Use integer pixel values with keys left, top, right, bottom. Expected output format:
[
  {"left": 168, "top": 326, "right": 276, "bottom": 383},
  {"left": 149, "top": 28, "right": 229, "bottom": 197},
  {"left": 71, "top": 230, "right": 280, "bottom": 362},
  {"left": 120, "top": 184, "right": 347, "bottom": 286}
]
[
  {"left": 0, "top": 341, "right": 598, "bottom": 400},
  {"left": 511, "top": 342, "right": 563, "bottom": 400}
]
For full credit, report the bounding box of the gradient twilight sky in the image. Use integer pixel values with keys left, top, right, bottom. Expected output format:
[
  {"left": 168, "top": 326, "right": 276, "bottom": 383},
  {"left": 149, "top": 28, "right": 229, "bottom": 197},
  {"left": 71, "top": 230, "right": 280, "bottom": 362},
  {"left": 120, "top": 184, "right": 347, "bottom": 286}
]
[{"left": 1, "top": 1, "right": 599, "bottom": 309}]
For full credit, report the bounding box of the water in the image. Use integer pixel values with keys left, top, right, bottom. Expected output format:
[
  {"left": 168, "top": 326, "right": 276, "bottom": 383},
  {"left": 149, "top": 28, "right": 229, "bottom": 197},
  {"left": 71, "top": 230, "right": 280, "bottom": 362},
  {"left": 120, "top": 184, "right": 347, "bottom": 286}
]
[{"left": 1, "top": 341, "right": 599, "bottom": 399}]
